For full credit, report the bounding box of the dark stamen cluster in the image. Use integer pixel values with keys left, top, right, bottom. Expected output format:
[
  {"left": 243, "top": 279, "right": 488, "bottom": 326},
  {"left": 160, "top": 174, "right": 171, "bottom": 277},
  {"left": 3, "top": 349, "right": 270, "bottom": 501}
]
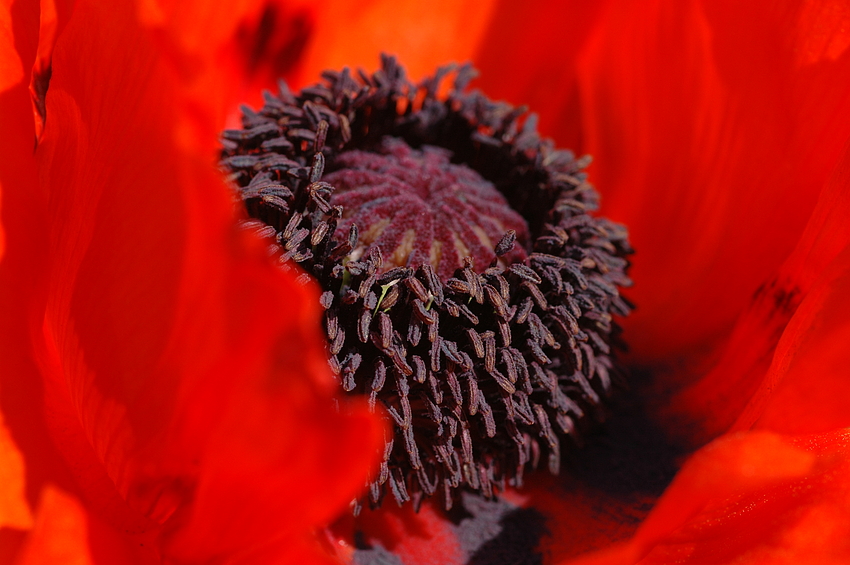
[{"left": 220, "top": 56, "right": 633, "bottom": 512}]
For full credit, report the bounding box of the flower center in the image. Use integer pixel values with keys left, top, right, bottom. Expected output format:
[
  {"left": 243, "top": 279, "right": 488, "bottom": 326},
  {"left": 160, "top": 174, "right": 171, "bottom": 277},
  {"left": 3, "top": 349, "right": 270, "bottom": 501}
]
[
  {"left": 325, "top": 137, "right": 529, "bottom": 280},
  {"left": 220, "top": 57, "right": 634, "bottom": 514}
]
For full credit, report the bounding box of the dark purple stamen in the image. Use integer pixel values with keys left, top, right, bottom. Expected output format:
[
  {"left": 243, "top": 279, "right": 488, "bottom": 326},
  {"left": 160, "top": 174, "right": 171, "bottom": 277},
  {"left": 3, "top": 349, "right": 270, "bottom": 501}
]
[{"left": 220, "top": 56, "right": 633, "bottom": 513}]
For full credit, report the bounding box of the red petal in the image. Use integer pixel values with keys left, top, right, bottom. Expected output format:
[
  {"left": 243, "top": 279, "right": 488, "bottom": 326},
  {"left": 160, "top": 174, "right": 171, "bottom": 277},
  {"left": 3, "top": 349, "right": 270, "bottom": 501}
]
[
  {"left": 332, "top": 502, "right": 465, "bottom": 565},
  {"left": 33, "top": 0, "right": 384, "bottom": 561},
  {"left": 30, "top": 0, "right": 76, "bottom": 139},
  {"left": 745, "top": 250, "right": 850, "bottom": 435},
  {"left": 1, "top": 0, "right": 39, "bottom": 258},
  {"left": 472, "top": 0, "right": 608, "bottom": 150},
  {"left": 0, "top": 0, "right": 37, "bottom": 95},
  {"left": 574, "top": 1, "right": 850, "bottom": 361},
  {"left": 1, "top": 0, "right": 79, "bottom": 543},
  {"left": 12, "top": 485, "right": 159, "bottom": 565},
  {"left": 136, "top": 0, "right": 309, "bottom": 121},
  {"left": 670, "top": 142, "right": 850, "bottom": 442},
  {"left": 519, "top": 474, "right": 654, "bottom": 563},
  {"left": 562, "top": 431, "right": 826, "bottom": 565},
  {"left": 12, "top": 486, "right": 99, "bottom": 565},
  {"left": 0, "top": 414, "right": 33, "bottom": 531},
  {"left": 643, "top": 435, "right": 850, "bottom": 565},
  {"left": 739, "top": 142, "right": 850, "bottom": 436},
  {"left": 290, "top": 0, "right": 498, "bottom": 87}
]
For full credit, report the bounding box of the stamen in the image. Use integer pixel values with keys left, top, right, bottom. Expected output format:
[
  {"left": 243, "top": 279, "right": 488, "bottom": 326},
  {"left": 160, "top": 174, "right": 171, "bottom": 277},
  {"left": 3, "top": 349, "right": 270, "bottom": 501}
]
[{"left": 220, "top": 56, "right": 633, "bottom": 512}]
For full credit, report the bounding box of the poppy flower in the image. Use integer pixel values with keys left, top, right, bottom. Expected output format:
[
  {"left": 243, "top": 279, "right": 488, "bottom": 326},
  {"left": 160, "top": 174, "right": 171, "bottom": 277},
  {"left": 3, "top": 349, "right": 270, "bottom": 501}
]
[{"left": 2, "top": 1, "right": 850, "bottom": 565}]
